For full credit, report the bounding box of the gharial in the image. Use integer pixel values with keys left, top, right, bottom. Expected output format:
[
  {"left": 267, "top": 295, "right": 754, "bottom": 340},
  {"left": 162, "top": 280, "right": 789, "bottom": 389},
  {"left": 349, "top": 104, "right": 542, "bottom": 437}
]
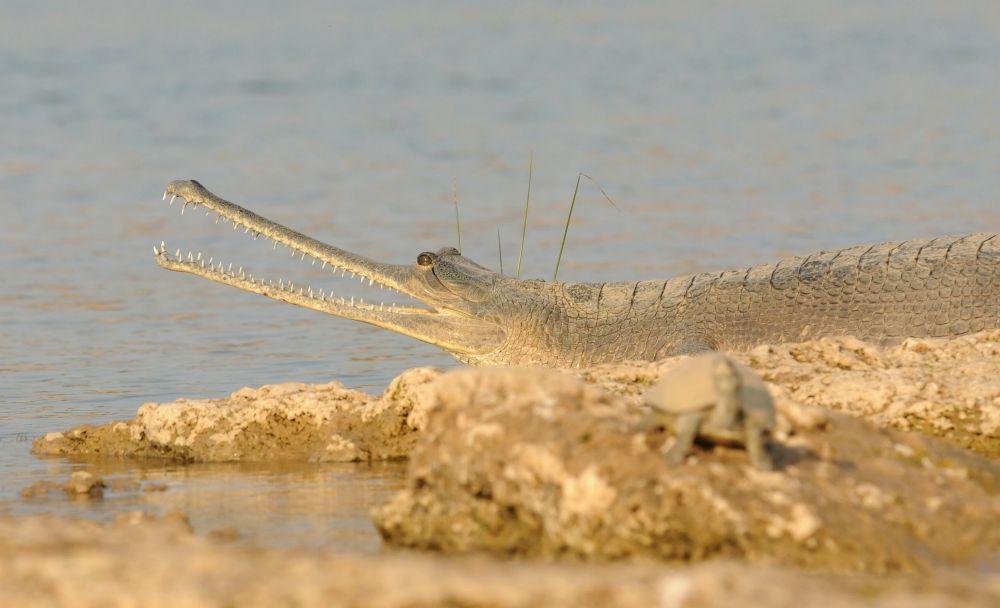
[{"left": 153, "top": 180, "right": 1000, "bottom": 368}]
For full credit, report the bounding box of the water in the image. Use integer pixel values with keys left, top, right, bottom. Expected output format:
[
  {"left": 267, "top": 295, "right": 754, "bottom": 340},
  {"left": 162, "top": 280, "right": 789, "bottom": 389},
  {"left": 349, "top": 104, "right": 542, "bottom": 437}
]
[{"left": 2, "top": 0, "right": 999, "bottom": 550}]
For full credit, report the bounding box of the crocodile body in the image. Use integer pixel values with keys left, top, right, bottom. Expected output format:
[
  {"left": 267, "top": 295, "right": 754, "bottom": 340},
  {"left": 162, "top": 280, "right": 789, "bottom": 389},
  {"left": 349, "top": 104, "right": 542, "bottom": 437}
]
[{"left": 155, "top": 180, "right": 1000, "bottom": 368}]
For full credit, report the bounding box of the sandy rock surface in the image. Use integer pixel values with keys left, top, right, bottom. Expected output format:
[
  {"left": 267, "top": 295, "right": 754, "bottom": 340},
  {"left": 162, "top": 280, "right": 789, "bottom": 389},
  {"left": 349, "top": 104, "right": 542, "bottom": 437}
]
[
  {"left": 2, "top": 513, "right": 998, "bottom": 608},
  {"left": 34, "top": 332, "right": 1000, "bottom": 463},
  {"left": 374, "top": 365, "right": 1000, "bottom": 572},
  {"left": 742, "top": 331, "right": 1000, "bottom": 457},
  {"left": 579, "top": 331, "right": 1000, "bottom": 459},
  {"left": 33, "top": 367, "right": 443, "bottom": 462}
]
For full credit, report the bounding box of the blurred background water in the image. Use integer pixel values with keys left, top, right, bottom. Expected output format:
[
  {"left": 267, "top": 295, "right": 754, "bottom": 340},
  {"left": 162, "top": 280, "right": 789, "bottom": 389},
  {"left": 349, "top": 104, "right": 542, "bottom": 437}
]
[{"left": 1, "top": 0, "right": 999, "bottom": 550}]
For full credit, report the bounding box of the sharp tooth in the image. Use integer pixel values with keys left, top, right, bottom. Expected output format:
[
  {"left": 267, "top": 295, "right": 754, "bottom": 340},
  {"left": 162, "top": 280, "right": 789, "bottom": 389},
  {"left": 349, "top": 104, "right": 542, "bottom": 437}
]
[
  {"left": 162, "top": 191, "right": 167, "bottom": 201},
  {"left": 170, "top": 195, "right": 177, "bottom": 205},
  {"left": 233, "top": 222, "right": 238, "bottom": 231},
  {"left": 208, "top": 257, "right": 213, "bottom": 265},
  {"left": 298, "top": 288, "right": 303, "bottom": 295},
  {"left": 380, "top": 302, "right": 384, "bottom": 310},
  {"left": 319, "top": 289, "right": 325, "bottom": 299},
  {"left": 228, "top": 263, "right": 233, "bottom": 273},
  {"left": 197, "top": 253, "right": 202, "bottom": 261},
  {"left": 187, "top": 252, "right": 193, "bottom": 261},
  {"left": 245, "top": 227, "right": 250, "bottom": 234},
  {"left": 200, "top": 260, "right": 205, "bottom": 268},
  {"left": 160, "top": 241, "right": 166, "bottom": 251},
  {"left": 152, "top": 246, "right": 158, "bottom": 255},
  {"left": 175, "top": 248, "right": 181, "bottom": 258},
  {"left": 254, "top": 232, "right": 260, "bottom": 240},
  {"left": 369, "top": 277, "right": 374, "bottom": 286},
  {"left": 301, "top": 252, "right": 306, "bottom": 260},
  {"left": 180, "top": 202, "right": 187, "bottom": 214},
  {"left": 279, "top": 280, "right": 284, "bottom": 289},
  {"left": 308, "top": 287, "right": 313, "bottom": 297},
  {"left": 350, "top": 296, "right": 354, "bottom": 306},
  {"left": 321, "top": 261, "right": 327, "bottom": 269}
]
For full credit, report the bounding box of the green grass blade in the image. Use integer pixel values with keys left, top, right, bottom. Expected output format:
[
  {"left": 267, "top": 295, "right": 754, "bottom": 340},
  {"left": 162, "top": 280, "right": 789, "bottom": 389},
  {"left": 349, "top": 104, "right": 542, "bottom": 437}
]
[
  {"left": 579, "top": 173, "right": 618, "bottom": 210},
  {"left": 497, "top": 227, "right": 503, "bottom": 275},
  {"left": 553, "top": 173, "right": 583, "bottom": 282},
  {"left": 516, "top": 153, "right": 533, "bottom": 278},
  {"left": 452, "top": 179, "right": 462, "bottom": 253}
]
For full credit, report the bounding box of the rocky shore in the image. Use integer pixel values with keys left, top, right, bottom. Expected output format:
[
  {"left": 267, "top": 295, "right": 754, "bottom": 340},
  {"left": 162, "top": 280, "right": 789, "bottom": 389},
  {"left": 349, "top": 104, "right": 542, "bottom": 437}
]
[{"left": 15, "top": 331, "right": 1000, "bottom": 606}]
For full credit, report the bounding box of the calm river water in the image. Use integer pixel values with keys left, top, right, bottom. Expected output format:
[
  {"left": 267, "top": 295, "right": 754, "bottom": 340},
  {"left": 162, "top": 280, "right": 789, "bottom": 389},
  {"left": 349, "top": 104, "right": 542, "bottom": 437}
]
[{"left": 2, "top": 1, "right": 999, "bottom": 550}]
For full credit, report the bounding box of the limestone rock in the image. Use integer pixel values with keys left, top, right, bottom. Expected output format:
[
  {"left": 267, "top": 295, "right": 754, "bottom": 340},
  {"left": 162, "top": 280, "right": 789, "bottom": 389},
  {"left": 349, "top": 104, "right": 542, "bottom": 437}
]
[
  {"left": 374, "top": 367, "right": 1000, "bottom": 572},
  {"left": 33, "top": 367, "right": 444, "bottom": 462}
]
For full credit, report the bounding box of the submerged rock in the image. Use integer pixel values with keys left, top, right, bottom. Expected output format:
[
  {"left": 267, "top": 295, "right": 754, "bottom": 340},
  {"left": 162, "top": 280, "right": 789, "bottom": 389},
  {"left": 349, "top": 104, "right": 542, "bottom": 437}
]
[{"left": 21, "top": 470, "right": 107, "bottom": 500}]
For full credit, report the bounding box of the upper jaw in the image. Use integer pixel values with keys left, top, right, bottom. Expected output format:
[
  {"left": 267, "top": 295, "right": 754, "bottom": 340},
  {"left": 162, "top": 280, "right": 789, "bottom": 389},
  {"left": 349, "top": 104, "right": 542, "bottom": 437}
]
[
  {"left": 160, "top": 179, "right": 422, "bottom": 296},
  {"left": 155, "top": 180, "right": 506, "bottom": 356}
]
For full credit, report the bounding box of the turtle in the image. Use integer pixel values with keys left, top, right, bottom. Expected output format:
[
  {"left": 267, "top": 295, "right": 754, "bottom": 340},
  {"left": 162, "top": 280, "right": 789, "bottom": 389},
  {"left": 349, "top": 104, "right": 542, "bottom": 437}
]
[{"left": 639, "top": 353, "right": 776, "bottom": 470}]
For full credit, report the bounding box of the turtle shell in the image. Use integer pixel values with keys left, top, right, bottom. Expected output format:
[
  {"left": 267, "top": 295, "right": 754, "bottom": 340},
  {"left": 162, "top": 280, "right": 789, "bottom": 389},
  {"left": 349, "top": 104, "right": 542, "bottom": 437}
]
[{"left": 645, "top": 353, "right": 774, "bottom": 427}]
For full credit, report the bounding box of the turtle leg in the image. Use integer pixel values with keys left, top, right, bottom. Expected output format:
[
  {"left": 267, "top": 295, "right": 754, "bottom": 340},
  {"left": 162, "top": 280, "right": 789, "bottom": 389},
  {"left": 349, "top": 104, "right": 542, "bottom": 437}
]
[
  {"left": 707, "top": 357, "right": 742, "bottom": 430},
  {"left": 664, "top": 412, "right": 703, "bottom": 465},
  {"left": 745, "top": 421, "right": 773, "bottom": 471}
]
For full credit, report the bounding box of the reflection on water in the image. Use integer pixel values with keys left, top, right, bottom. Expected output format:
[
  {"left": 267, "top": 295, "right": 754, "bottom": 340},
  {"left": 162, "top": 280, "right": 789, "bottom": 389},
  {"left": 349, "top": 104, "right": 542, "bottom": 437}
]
[
  {"left": 12, "top": 457, "right": 407, "bottom": 552},
  {"left": 2, "top": 1, "right": 1000, "bottom": 551}
]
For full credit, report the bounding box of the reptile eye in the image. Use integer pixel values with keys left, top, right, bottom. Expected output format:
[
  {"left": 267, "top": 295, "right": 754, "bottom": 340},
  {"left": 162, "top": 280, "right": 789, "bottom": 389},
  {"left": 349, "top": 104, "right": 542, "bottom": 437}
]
[{"left": 417, "top": 252, "right": 435, "bottom": 267}]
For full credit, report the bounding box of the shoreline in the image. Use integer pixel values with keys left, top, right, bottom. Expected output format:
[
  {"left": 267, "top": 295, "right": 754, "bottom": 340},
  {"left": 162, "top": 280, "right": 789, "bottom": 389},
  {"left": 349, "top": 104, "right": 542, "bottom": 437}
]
[{"left": 11, "top": 331, "right": 1000, "bottom": 604}]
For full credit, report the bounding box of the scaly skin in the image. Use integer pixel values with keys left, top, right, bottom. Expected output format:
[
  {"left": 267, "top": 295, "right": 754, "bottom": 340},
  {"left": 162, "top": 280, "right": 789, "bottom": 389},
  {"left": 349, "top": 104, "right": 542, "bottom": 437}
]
[{"left": 155, "top": 180, "right": 1000, "bottom": 368}]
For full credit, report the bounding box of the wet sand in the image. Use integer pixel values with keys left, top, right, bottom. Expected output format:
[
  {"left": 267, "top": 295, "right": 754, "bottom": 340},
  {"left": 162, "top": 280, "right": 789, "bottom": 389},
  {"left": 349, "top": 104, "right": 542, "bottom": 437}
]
[{"left": 3, "top": 513, "right": 998, "bottom": 608}]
